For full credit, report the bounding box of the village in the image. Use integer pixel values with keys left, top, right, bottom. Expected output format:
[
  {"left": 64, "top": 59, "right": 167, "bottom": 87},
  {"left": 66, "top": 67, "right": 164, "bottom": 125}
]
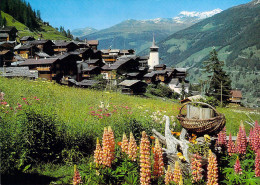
[{"left": 0, "top": 26, "right": 242, "bottom": 103}]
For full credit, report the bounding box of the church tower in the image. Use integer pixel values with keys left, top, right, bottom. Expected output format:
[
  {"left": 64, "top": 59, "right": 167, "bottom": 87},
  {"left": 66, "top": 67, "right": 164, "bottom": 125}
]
[{"left": 148, "top": 35, "right": 159, "bottom": 69}]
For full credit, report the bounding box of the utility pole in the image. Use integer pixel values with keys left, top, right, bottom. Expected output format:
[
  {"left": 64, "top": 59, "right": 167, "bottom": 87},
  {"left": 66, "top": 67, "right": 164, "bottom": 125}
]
[{"left": 221, "top": 81, "right": 223, "bottom": 107}]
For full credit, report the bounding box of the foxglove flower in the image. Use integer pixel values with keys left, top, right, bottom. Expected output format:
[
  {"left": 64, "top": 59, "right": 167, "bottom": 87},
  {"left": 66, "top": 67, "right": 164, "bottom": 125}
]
[
  {"left": 94, "top": 137, "right": 103, "bottom": 166},
  {"left": 227, "top": 132, "right": 236, "bottom": 156},
  {"left": 207, "top": 150, "right": 218, "bottom": 185},
  {"left": 140, "top": 131, "right": 151, "bottom": 185},
  {"left": 234, "top": 156, "right": 242, "bottom": 174},
  {"left": 191, "top": 154, "right": 203, "bottom": 182},
  {"left": 165, "top": 165, "right": 174, "bottom": 185},
  {"left": 121, "top": 133, "right": 129, "bottom": 153},
  {"left": 153, "top": 138, "right": 164, "bottom": 178},
  {"left": 173, "top": 161, "right": 182, "bottom": 184},
  {"left": 128, "top": 132, "right": 138, "bottom": 161}
]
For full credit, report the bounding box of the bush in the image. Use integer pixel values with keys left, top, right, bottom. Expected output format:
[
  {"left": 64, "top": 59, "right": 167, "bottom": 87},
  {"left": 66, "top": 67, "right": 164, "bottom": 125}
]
[{"left": 146, "top": 84, "right": 173, "bottom": 98}]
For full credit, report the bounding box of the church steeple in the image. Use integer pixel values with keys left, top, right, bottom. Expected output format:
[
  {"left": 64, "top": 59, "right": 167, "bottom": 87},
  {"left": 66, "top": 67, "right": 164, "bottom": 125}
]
[{"left": 148, "top": 35, "right": 159, "bottom": 69}]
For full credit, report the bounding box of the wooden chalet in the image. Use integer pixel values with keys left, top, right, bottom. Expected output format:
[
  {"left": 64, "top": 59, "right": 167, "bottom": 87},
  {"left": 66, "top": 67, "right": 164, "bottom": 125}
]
[
  {"left": 20, "top": 36, "right": 35, "bottom": 44},
  {"left": 143, "top": 71, "right": 157, "bottom": 84},
  {"left": 87, "top": 40, "right": 99, "bottom": 50},
  {"left": 53, "top": 41, "right": 79, "bottom": 54},
  {"left": 230, "top": 90, "right": 242, "bottom": 104},
  {"left": 14, "top": 44, "right": 39, "bottom": 59},
  {"left": 126, "top": 72, "right": 143, "bottom": 80},
  {"left": 19, "top": 58, "right": 60, "bottom": 81},
  {"left": 0, "top": 26, "right": 18, "bottom": 41},
  {"left": 154, "top": 64, "right": 166, "bottom": 71},
  {"left": 0, "top": 41, "right": 15, "bottom": 51},
  {"left": 101, "top": 58, "right": 139, "bottom": 80},
  {"left": 34, "top": 52, "right": 51, "bottom": 59},
  {"left": 0, "top": 33, "right": 9, "bottom": 42},
  {"left": 154, "top": 70, "right": 168, "bottom": 82},
  {"left": 0, "top": 66, "right": 38, "bottom": 79},
  {"left": 55, "top": 53, "right": 81, "bottom": 82},
  {"left": 28, "top": 40, "right": 54, "bottom": 55},
  {"left": 0, "top": 50, "right": 14, "bottom": 67},
  {"left": 173, "top": 68, "right": 187, "bottom": 79},
  {"left": 87, "top": 59, "right": 104, "bottom": 67},
  {"left": 119, "top": 80, "right": 147, "bottom": 95},
  {"left": 82, "top": 66, "right": 101, "bottom": 79}
]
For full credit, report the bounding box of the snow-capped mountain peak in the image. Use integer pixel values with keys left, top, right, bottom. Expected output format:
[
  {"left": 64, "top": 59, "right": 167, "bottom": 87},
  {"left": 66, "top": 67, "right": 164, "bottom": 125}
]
[{"left": 177, "top": 9, "right": 222, "bottom": 19}]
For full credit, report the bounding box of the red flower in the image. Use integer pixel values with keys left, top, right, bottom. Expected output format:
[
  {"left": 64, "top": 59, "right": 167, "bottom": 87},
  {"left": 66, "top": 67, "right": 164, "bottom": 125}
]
[
  {"left": 22, "top": 98, "right": 27, "bottom": 100},
  {"left": 234, "top": 156, "right": 242, "bottom": 174},
  {"left": 255, "top": 149, "right": 260, "bottom": 177}
]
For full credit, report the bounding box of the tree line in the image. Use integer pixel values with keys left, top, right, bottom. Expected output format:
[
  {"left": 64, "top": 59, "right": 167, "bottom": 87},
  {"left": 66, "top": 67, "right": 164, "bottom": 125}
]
[{"left": 0, "top": 0, "right": 41, "bottom": 30}]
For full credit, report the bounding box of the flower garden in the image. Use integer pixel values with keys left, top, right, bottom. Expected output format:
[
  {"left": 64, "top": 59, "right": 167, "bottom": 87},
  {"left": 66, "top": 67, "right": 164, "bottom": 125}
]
[{"left": 0, "top": 77, "right": 260, "bottom": 184}]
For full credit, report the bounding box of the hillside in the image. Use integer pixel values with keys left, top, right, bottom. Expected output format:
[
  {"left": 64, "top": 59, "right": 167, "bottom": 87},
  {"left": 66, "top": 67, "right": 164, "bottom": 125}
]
[
  {"left": 80, "top": 9, "right": 222, "bottom": 53},
  {"left": 145, "top": 0, "right": 260, "bottom": 107},
  {"left": 1, "top": 11, "right": 70, "bottom": 41}
]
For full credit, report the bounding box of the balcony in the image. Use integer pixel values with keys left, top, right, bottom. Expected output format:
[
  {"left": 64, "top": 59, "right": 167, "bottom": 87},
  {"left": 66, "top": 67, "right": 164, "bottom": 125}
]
[{"left": 37, "top": 67, "right": 51, "bottom": 71}]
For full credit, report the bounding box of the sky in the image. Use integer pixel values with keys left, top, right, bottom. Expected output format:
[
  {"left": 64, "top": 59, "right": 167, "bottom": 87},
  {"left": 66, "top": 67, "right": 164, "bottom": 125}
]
[{"left": 26, "top": 0, "right": 251, "bottom": 31}]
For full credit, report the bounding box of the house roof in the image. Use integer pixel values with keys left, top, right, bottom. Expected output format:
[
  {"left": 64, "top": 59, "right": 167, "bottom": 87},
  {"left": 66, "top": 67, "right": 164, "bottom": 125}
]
[
  {"left": 231, "top": 90, "right": 242, "bottom": 98},
  {"left": 0, "top": 26, "right": 17, "bottom": 32},
  {"left": 154, "top": 70, "right": 167, "bottom": 75},
  {"left": 154, "top": 64, "right": 166, "bottom": 68},
  {"left": 0, "top": 50, "right": 11, "bottom": 55},
  {"left": 0, "top": 67, "right": 38, "bottom": 78},
  {"left": 15, "top": 44, "right": 34, "bottom": 50},
  {"left": 174, "top": 68, "right": 188, "bottom": 72},
  {"left": 86, "top": 59, "right": 100, "bottom": 64},
  {"left": 78, "top": 79, "right": 99, "bottom": 86},
  {"left": 169, "top": 78, "right": 179, "bottom": 85},
  {"left": 110, "top": 49, "right": 120, "bottom": 53},
  {"left": 87, "top": 40, "right": 99, "bottom": 45},
  {"left": 0, "top": 33, "right": 9, "bottom": 38},
  {"left": 82, "top": 66, "right": 99, "bottom": 72},
  {"left": 35, "top": 52, "right": 50, "bottom": 58},
  {"left": 119, "top": 80, "right": 142, "bottom": 87},
  {"left": 127, "top": 72, "right": 140, "bottom": 77},
  {"left": 143, "top": 71, "right": 156, "bottom": 78},
  {"left": 28, "top": 40, "right": 52, "bottom": 45},
  {"left": 54, "top": 41, "right": 77, "bottom": 47},
  {"left": 19, "top": 58, "right": 59, "bottom": 66},
  {"left": 20, "top": 36, "right": 35, "bottom": 41}
]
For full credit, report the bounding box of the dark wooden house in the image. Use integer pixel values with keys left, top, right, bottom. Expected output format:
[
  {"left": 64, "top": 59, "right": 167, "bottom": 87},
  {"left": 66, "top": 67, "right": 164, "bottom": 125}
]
[
  {"left": 230, "top": 90, "right": 242, "bottom": 104},
  {"left": 87, "top": 40, "right": 99, "bottom": 50},
  {"left": 19, "top": 58, "right": 60, "bottom": 81},
  {"left": 82, "top": 66, "right": 101, "bottom": 79},
  {"left": 143, "top": 71, "right": 157, "bottom": 84},
  {"left": 119, "top": 80, "right": 147, "bottom": 95},
  {"left": 154, "top": 64, "right": 166, "bottom": 71},
  {"left": 0, "top": 33, "right": 9, "bottom": 42},
  {"left": 14, "top": 44, "right": 39, "bottom": 59},
  {"left": 53, "top": 41, "right": 79, "bottom": 54},
  {"left": 0, "top": 50, "right": 14, "bottom": 67},
  {"left": 0, "top": 27, "right": 18, "bottom": 41},
  {"left": 20, "top": 36, "right": 35, "bottom": 44},
  {"left": 28, "top": 40, "right": 54, "bottom": 56}
]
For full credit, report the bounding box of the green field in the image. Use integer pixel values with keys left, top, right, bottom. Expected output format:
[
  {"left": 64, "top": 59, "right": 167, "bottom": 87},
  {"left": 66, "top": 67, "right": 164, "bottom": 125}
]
[{"left": 0, "top": 77, "right": 259, "bottom": 184}]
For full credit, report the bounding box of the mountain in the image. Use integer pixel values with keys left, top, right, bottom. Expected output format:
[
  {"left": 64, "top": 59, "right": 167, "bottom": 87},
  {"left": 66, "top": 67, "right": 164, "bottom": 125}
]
[
  {"left": 152, "top": 0, "right": 260, "bottom": 106},
  {"left": 80, "top": 9, "right": 222, "bottom": 52},
  {"left": 71, "top": 27, "right": 98, "bottom": 38}
]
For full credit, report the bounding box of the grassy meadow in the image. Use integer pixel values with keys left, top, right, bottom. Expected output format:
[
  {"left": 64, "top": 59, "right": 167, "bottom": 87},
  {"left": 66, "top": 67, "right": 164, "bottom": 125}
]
[{"left": 0, "top": 77, "right": 259, "bottom": 184}]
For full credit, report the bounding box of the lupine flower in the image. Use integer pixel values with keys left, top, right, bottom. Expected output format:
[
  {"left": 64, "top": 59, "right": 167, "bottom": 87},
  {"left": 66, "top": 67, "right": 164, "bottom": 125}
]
[
  {"left": 191, "top": 154, "right": 203, "bottom": 183},
  {"left": 236, "top": 122, "right": 247, "bottom": 154},
  {"left": 128, "top": 132, "right": 138, "bottom": 161},
  {"left": 179, "top": 174, "right": 183, "bottom": 185},
  {"left": 227, "top": 132, "right": 236, "bottom": 156},
  {"left": 73, "top": 165, "right": 82, "bottom": 185},
  {"left": 153, "top": 138, "right": 164, "bottom": 178},
  {"left": 108, "top": 126, "right": 115, "bottom": 160},
  {"left": 249, "top": 127, "right": 254, "bottom": 149},
  {"left": 140, "top": 131, "right": 151, "bottom": 185},
  {"left": 165, "top": 165, "right": 174, "bottom": 185},
  {"left": 207, "top": 150, "right": 218, "bottom": 185},
  {"left": 94, "top": 138, "right": 103, "bottom": 167},
  {"left": 173, "top": 161, "right": 182, "bottom": 184},
  {"left": 102, "top": 127, "right": 112, "bottom": 167},
  {"left": 121, "top": 133, "right": 129, "bottom": 153},
  {"left": 234, "top": 156, "right": 242, "bottom": 175},
  {"left": 252, "top": 121, "right": 260, "bottom": 152},
  {"left": 255, "top": 149, "right": 260, "bottom": 177},
  {"left": 217, "top": 127, "right": 227, "bottom": 146}
]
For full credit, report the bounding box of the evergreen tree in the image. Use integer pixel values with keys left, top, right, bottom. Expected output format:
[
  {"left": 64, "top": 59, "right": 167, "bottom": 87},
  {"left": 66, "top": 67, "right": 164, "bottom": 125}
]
[{"left": 203, "top": 49, "right": 232, "bottom": 105}]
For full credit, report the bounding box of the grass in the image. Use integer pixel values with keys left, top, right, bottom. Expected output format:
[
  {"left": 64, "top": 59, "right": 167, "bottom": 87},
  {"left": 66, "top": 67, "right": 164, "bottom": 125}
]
[
  {"left": 1, "top": 11, "right": 69, "bottom": 41},
  {"left": 0, "top": 77, "right": 259, "bottom": 184}
]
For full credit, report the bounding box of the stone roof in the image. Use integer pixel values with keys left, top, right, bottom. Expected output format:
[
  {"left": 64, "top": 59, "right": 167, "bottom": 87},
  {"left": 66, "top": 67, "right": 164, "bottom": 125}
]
[
  {"left": 0, "top": 33, "right": 9, "bottom": 38},
  {"left": 20, "top": 36, "right": 35, "bottom": 41},
  {"left": 78, "top": 79, "right": 99, "bottom": 86},
  {"left": 119, "top": 80, "right": 141, "bottom": 87},
  {"left": 19, "top": 58, "right": 59, "bottom": 66},
  {"left": 154, "top": 64, "right": 166, "bottom": 68},
  {"left": 86, "top": 59, "right": 100, "bottom": 64},
  {"left": 82, "top": 66, "right": 99, "bottom": 72},
  {"left": 0, "top": 67, "right": 38, "bottom": 78},
  {"left": 35, "top": 52, "right": 50, "bottom": 58},
  {"left": 143, "top": 71, "right": 156, "bottom": 78},
  {"left": 87, "top": 40, "right": 99, "bottom": 45}
]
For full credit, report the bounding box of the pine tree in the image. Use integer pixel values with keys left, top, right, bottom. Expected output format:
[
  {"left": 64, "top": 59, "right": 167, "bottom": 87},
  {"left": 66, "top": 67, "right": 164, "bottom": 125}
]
[{"left": 203, "top": 48, "right": 232, "bottom": 105}]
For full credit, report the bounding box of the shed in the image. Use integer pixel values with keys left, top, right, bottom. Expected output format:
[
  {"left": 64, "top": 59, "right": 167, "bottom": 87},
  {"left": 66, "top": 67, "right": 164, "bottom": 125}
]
[{"left": 119, "top": 80, "right": 147, "bottom": 95}]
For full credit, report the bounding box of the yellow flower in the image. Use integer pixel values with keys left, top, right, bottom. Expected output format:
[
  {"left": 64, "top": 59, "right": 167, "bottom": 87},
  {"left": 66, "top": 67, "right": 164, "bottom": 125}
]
[{"left": 204, "top": 134, "right": 211, "bottom": 143}]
